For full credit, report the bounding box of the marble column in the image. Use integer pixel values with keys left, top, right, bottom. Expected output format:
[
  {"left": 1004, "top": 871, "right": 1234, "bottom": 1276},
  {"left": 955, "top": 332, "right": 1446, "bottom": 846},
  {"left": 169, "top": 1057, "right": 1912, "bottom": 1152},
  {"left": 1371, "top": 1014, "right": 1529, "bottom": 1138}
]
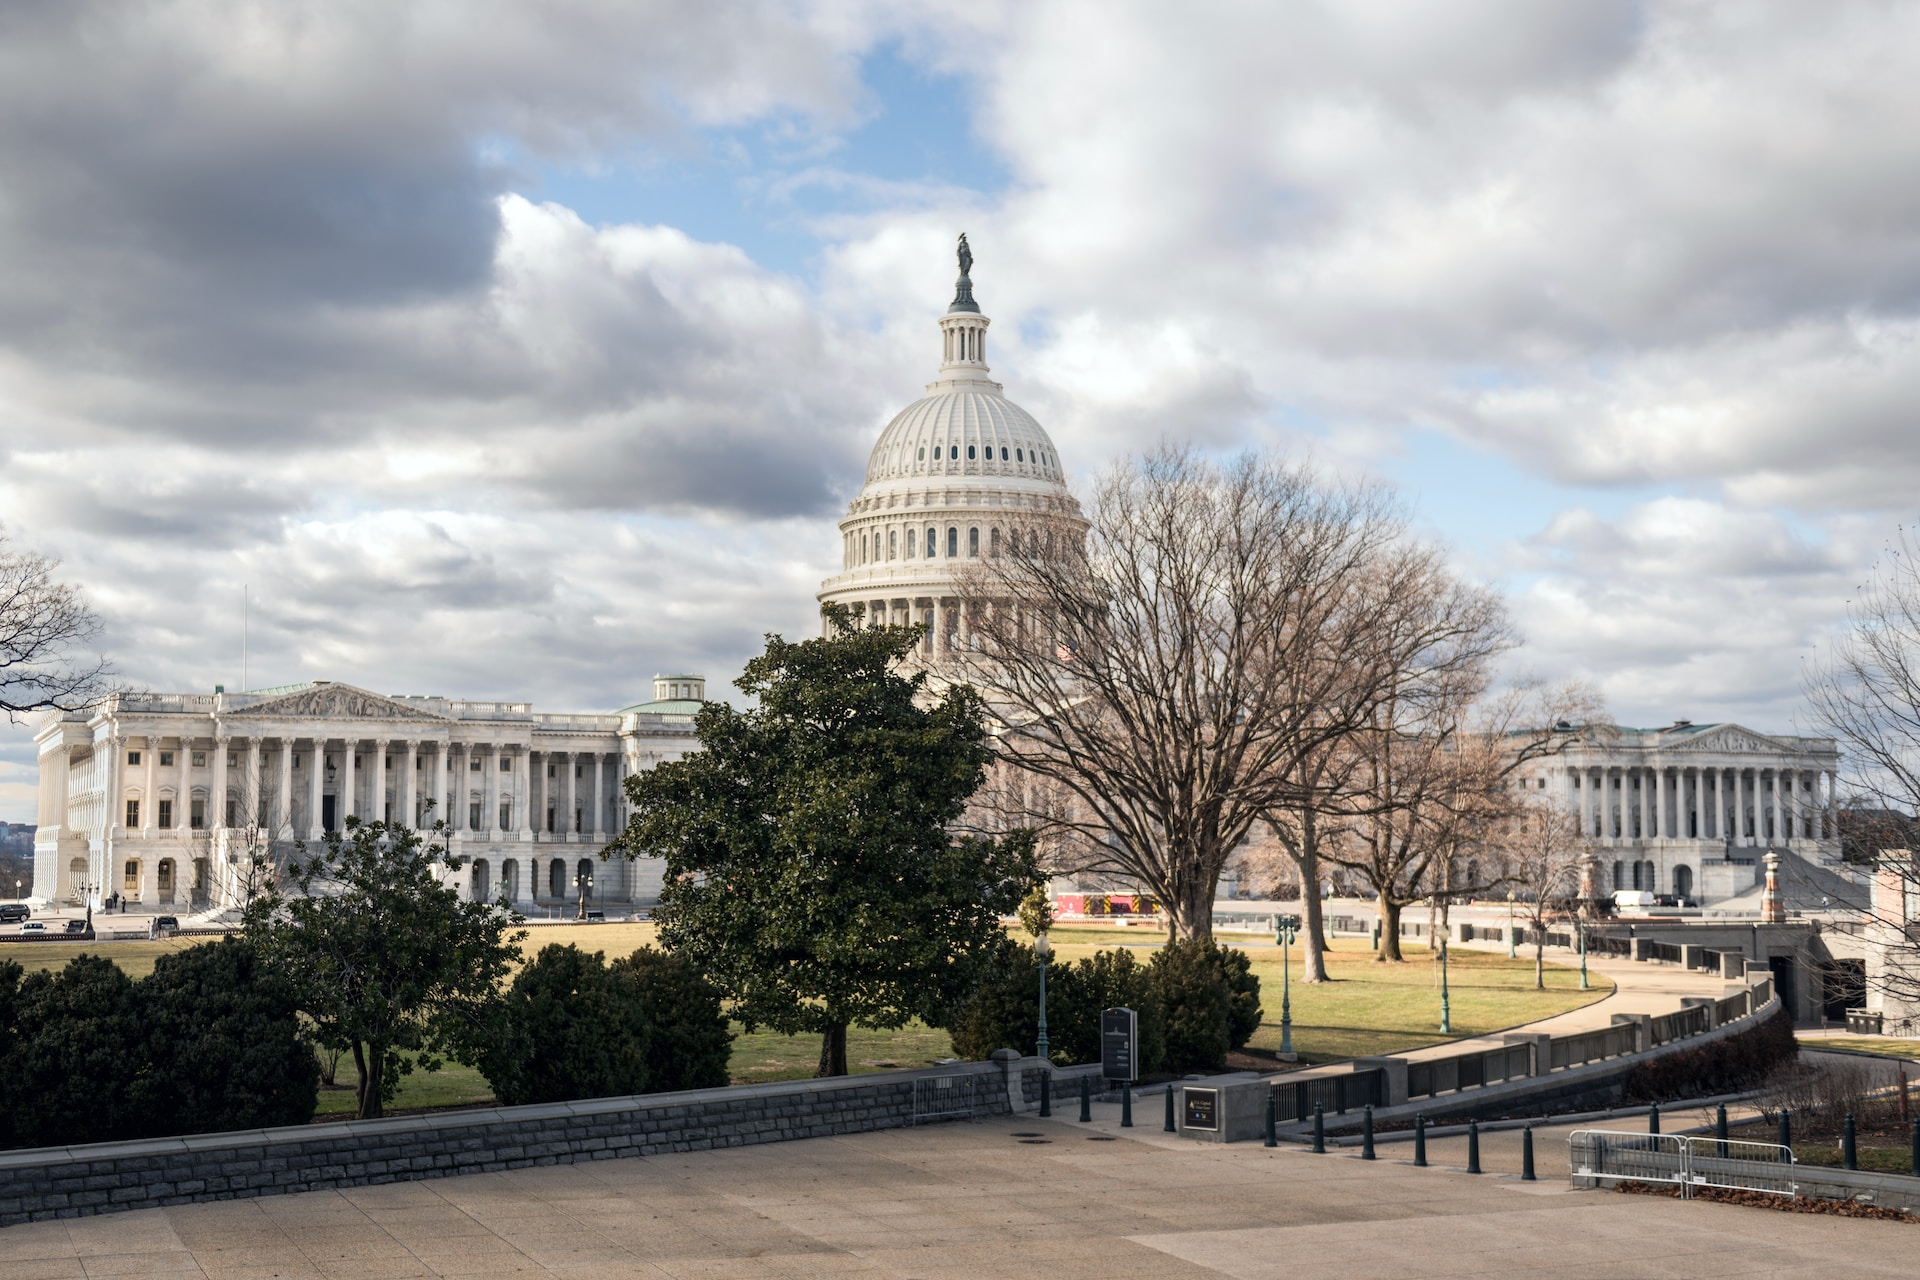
[
  {"left": 480, "top": 744, "right": 496, "bottom": 834},
  {"left": 591, "top": 753, "right": 606, "bottom": 840},
  {"left": 403, "top": 741, "right": 419, "bottom": 828},
  {"left": 367, "top": 739, "right": 384, "bottom": 825},
  {"left": 1769, "top": 770, "right": 1783, "bottom": 845},
  {"left": 176, "top": 736, "right": 191, "bottom": 835},
  {"left": 143, "top": 737, "right": 159, "bottom": 835},
  {"left": 516, "top": 747, "right": 533, "bottom": 840},
  {"left": 212, "top": 732, "right": 230, "bottom": 832},
  {"left": 561, "top": 751, "right": 576, "bottom": 838},
  {"left": 341, "top": 739, "right": 358, "bottom": 824},
  {"left": 306, "top": 739, "right": 324, "bottom": 839}
]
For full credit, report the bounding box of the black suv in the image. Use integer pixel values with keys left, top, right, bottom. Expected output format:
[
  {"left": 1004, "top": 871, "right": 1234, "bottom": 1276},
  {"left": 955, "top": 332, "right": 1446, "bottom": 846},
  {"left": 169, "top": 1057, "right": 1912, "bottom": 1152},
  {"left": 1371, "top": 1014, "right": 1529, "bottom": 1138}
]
[{"left": 0, "top": 904, "right": 28, "bottom": 924}]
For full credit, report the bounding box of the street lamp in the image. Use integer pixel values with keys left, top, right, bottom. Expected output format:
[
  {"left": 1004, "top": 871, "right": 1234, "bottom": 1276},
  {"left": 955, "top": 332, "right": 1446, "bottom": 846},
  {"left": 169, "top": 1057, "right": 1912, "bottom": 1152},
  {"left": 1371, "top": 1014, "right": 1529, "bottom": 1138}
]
[
  {"left": 1437, "top": 924, "right": 1452, "bottom": 1034},
  {"left": 1577, "top": 903, "right": 1590, "bottom": 991},
  {"left": 1506, "top": 891, "right": 1517, "bottom": 959},
  {"left": 1276, "top": 914, "right": 1300, "bottom": 1061},
  {"left": 1034, "top": 930, "right": 1052, "bottom": 1063},
  {"left": 573, "top": 868, "right": 593, "bottom": 920}
]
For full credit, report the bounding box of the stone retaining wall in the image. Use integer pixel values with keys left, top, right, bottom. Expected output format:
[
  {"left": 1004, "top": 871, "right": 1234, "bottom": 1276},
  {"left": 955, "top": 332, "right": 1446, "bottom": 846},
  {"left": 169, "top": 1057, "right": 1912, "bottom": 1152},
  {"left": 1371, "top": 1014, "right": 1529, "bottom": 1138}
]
[{"left": 0, "top": 1058, "right": 1041, "bottom": 1227}]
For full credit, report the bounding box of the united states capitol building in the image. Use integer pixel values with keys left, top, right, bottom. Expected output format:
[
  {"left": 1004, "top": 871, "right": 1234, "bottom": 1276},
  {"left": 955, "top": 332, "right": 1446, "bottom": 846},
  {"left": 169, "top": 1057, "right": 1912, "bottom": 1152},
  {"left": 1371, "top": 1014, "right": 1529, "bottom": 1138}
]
[{"left": 32, "top": 242, "right": 1845, "bottom": 916}]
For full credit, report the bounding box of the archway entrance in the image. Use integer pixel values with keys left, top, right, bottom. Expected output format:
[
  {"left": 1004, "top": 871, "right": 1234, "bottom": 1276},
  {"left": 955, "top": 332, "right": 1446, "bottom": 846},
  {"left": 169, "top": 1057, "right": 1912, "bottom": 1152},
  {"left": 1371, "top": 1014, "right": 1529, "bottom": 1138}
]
[
  {"left": 67, "top": 856, "right": 86, "bottom": 903},
  {"left": 1673, "top": 864, "right": 1694, "bottom": 902},
  {"left": 157, "top": 858, "right": 175, "bottom": 903},
  {"left": 471, "top": 859, "right": 490, "bottom": 902}
]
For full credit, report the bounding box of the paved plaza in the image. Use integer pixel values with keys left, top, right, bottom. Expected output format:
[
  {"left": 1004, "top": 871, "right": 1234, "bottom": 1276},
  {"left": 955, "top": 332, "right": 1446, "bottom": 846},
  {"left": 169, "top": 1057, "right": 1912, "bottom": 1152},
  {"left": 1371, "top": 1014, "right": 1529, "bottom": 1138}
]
[{"left": 4, "top": 1102, "right": 1915, "bottom": 1280}]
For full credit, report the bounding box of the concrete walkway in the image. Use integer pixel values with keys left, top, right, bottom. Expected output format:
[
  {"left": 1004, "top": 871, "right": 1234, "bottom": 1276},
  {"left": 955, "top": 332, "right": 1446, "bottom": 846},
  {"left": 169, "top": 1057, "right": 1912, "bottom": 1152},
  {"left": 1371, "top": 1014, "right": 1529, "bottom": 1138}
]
[{"left": 5, "top": 1111, "right": 1913, "bottom": 1278}]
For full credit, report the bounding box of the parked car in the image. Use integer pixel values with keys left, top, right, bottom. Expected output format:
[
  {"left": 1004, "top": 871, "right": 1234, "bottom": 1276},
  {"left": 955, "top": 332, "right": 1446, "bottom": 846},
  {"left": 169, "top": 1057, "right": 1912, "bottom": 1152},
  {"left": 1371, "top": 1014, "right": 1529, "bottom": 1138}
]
[
  {"left": 1612, "top": 890, "right": 1657, "bottom": 910},
  {"left": 63, "top": 919, "right": 88, "bottom": 933},
  {"left": 151, "top": 915, "right": 179, "bottom": 936},
  {"left": 0, "top": 903, "right": 29, "bottom": 923},
  {"left": 584, "top": 910, "right": 606, "bottom": 922},
  {"left": 19, "top": 921, "right": 46, "bottom": 934}
]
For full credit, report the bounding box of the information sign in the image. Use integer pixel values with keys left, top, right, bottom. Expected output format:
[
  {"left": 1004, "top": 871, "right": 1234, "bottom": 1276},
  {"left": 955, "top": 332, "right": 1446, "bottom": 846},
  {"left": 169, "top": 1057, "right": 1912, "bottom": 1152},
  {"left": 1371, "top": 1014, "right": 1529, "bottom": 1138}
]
[
  {"left": 1100, "top": 1007, "right": 1138, "bottom": 1082},
  {"left": 1183, "top": 1088, "right": 1219, "bottom": 1131}
]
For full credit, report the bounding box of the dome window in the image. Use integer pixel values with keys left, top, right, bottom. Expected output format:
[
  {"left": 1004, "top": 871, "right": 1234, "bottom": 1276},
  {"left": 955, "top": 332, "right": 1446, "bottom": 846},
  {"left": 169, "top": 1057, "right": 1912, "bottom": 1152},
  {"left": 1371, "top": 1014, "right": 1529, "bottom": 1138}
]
[
  {"left": 888, "top": 529, "right": 898, "bottom": 559},
  {"left": 1001, "top": 447, "right": 1009, "bottom": 460},
  {"left": 927, "top": 528, "right": 938, "bottom": 558},
  {"left": 905, "top": 527, "right": 916, "bottom": 558},
  {"left": 918, "top": 447, "right": 925, "bottom": 461},
  {"left": 968, "top": 527, "right": 980, "bottom": 557},
  {"left": 967, "top": 444, "right": 976, "bottom": 460},
  {"left": 950, "top": 445, "right": 959, "bottom": 460},
  {"left": 947, "top": 526, "right": 958, "bottom": 558},
  {"left": 1016, "top": 448, "right": 1024, "bottom": 462}
]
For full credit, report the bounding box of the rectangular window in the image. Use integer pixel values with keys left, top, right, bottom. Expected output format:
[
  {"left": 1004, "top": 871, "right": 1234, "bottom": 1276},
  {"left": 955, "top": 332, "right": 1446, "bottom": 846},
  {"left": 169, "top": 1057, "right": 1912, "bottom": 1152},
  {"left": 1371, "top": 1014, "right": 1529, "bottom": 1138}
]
[
  {"left": 124, "top": 861, "right": 139, "bottom": 892},
  {"left": 471, "top": 758, "right": 482, "bottom": 772},
  {"left": 126, "top": 799, "right": 140, "bottom": 827},
  {"left": 547, "top": 764, "right": 555, "bottom": 778},
  {"left": 192, "top": 751, "right": 207, "bottom": 767},
  {"left": 190, "top": 798, "right": 205, "bottom": 829},
  {"left": 353, "top": 754, "right": 361, "bottom": 768},
  {"left": 226, "top": 798, "right": 237, "bottom": 827},
  {"left": 128, "top": 750, "right": 141, "bottom": 766},
  {"left": 228, "top": 752, "right": 238, "bottom": 767},
  {"left": 160, "top": 750, "right": 175, "bottom": 767},
  {"left": 293, "top": 754, "right": 302, "bottom": 768},
  {"left": 546, "top": 807, "right": 556, "bottom": 833},
  {"left": 158, "top": 799, "right": 174, "bottom": 829},
  {"left": 574, "top": 809, "right": 582, "bottom": 834},
  {"left": 575, "top": 765, "right": 583, "bottom": 779},
  {"left": 469, "top": 801, "right": 482, "bottom": 829},
  {"left": 500, "top": 757, "right": 512, "bottom": 772},
  {"left": 498, "top": 801, "right": 512, "bottom": 828}
]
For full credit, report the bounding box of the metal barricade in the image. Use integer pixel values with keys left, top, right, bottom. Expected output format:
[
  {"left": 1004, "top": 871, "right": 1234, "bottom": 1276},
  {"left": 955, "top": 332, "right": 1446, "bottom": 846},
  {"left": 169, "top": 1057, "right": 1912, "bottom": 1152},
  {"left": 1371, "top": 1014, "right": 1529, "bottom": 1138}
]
[
  {"left": 1569, "top": 1129, "right": 1799, "bottom": 1199},
  {"left": 911, "top": 1074, "right": 989, "bottom": 1124},
  {"left": 1569, "top": 1130, "right": 1688, "bottom": 1190}
]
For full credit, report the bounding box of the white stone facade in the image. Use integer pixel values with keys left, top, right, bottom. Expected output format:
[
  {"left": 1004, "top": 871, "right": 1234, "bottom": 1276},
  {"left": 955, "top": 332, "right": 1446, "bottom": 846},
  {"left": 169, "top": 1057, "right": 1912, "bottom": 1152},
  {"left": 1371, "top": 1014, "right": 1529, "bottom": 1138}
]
[
  {"left": 817, "top": 248, "right": 1083, "bottom": 646},
  {"left": 31, "top": 675, "right": 707, "bottom": 914},
  {"left": 1532, "top": 721, "right": 1841, "bottom": 904}
]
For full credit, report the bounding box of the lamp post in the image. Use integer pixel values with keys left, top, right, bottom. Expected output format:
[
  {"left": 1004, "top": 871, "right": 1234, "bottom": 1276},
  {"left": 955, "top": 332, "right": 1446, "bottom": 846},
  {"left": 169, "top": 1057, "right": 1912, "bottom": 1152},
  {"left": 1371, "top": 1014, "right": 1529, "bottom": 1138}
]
[
  {"left": 1506, "top": 891, "right": 1517, "bottom": 959},
  {"left": 1577, "top": 904, "right": 1590, "bottom": 991},
  {"left": 1437, "top": 924, "right": 1452, "bottom": 1034},
  {"left": 1276, "top": 914, "right": 1300, "bottom": 1060},
  {"left": 1034, "top": 930, "right": 1051, "bottom": 1064},
  {"left": 573, "top": 868, "right": 593, "bottom": 920}
]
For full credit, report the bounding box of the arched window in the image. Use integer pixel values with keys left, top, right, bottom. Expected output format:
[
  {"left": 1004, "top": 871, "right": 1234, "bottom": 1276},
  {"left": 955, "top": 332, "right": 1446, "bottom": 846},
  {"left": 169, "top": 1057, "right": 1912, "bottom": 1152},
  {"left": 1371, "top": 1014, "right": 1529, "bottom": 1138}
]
[
  {"left": 1009, "top": 528, "right": 1020, "bottom": 555},
  {"left": 918, "top": 446, "right": 925, "bottom": 461},
  {"left": 950, "top": 444, "right": 959, "bottom": 460},
  {"left": 1016, "top": 447, "right": 1024, "bottom": 462},
  {"left": 990, "top": 527, "right": 1001, "bottom": 556},
  {"left": 968, "top": 527, "right": 980, "bottom": 557},
  {"left": 928, "top": 528, "right": 938, "bottom": 558},
  {"left": 860, "top": 533, "right": 868, "bottom": 563},
  {"left": 967, "top": 444, "right": 976, "bottom": 460},
  {"left": 888, "top": 529, "right": 898, "bottom": 559},
  {"left": 1001, "top": 446, "right": 1009, "bottom": 460},
  {"left": 905, "top": 527, "right": 916, "bottom": 559},
  {"left": 947, "top": 527, "right": 958, "bottom": 557}
]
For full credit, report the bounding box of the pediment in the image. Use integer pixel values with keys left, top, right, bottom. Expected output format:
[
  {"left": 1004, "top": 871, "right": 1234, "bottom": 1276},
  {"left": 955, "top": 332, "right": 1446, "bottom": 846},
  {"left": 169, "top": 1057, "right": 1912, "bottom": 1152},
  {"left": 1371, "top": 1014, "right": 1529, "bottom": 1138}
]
[
  {"left": 229, "top": 684, "right": 450, "bottom": 722},
  {"left": 1674, "top": 724, "right": 1788, "bottom": 755}
]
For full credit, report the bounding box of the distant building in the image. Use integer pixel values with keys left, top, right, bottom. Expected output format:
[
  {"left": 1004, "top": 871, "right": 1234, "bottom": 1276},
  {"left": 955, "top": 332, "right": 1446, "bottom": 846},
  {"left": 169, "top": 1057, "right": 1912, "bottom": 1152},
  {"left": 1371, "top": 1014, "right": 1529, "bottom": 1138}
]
[
  {"left": 31, "top": 676, "right": 707, "bottom": 913},
  {"left": 1532, "top": 721, "right": 1841, "bottom": 904}
]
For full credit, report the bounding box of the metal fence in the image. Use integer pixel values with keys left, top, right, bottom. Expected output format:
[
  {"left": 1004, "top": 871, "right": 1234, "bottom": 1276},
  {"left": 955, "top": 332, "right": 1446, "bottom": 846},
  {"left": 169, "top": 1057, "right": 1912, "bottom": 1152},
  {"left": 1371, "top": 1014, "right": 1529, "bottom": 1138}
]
[
  {"left": 1407, "top": 1044, "right": 1531, "bottom": 1099},
  {"left": 1650, "top": 1005, "right": 1712, "bottom": 1045},
  {"left": 1271, "top": 1069, "right": 1385, "bottom": 1122},
  {"left": 1548, "top": 1023, "right": 1637, "bottom": 1070},
  {"left": 1569, "top": 1129, "right": 1800, "bottom": 1199},
  {"left": 1647, "top": 941, "right": 1683, "bottom": 964},
  {"left": 911, "top": 1074, "right": 990, "bottom": 1124}
]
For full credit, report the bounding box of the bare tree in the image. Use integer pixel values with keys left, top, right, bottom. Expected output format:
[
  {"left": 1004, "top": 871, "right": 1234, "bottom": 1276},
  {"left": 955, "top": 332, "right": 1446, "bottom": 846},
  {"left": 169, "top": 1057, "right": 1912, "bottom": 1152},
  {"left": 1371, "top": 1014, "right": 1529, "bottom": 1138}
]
[
  {"left": 0, "top": 531, "right": 113, "bottom": 719},
  {"left": 1500, "top": 796, "right": 1592, "bottom": 989},
  {"left": 961, "top": 445, "right": 1509, "bottom": 942}
]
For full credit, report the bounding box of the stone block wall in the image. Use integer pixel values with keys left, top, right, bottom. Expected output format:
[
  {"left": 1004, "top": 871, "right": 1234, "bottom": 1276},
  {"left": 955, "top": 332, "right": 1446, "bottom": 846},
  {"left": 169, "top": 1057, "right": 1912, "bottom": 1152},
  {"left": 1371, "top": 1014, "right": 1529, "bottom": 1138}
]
[{"left": 0, "top": 1060, "right": 1027, "bottom": 1227}]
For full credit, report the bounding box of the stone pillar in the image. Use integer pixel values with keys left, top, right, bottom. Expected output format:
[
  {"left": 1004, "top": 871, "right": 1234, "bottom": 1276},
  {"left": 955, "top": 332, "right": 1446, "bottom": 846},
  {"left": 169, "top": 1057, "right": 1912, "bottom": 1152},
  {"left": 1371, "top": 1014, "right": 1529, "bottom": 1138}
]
[
  {"left": 403, "top": 741, "right": 419, "bottom": 828},
  {"left": 479, "top": 744, "right": 495, "bottom": 834},
  {"left": 516, "top": 747, "right": 533, "bottom": 840},
  {"left": 370, "top": 739, "right": 388, "bottom": 825},
  {"left": 177, "top": 736, "right": 192, "bottom": 836},
  {"left": 143, "top": 737, "right": 159, "bottom": 835},
  {"left": 1770, "top": 769, "right": 1784, "bottom": 845},
  {"left": 341, "top": 739, "right": 358, "bottom": 824},
  {"left": 212, "top": 732, "right": 230, "bottom": 831},
  {"left": 1650, "top": 766, "right": 1662, "bottom": 838},
  {"left": 561, "top": 750, "right": 576, "bottom": 839},
  {"left": 592, "top": 753, "right": 606, "bottom": 840},
  {"left": 306, "top": 739, "right": 324, "bottom": 839},
  {"left": 1815, "top": 771, "right": 1827, "bottom": 840}
]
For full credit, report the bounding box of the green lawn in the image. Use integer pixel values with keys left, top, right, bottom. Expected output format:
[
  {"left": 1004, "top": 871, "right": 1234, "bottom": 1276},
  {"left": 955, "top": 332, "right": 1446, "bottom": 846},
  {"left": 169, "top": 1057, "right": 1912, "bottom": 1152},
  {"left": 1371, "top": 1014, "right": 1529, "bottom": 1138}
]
[{"left": 1799, "top": 1035, "right": 1920, "bottom": 1059}]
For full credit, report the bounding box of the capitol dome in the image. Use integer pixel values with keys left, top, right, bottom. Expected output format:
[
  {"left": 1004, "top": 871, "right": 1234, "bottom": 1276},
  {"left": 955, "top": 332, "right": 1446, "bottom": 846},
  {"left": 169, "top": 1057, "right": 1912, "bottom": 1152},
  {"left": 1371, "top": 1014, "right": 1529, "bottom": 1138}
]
[{"left": 818, "top": 238, "right": 1083, "bottom": 651}]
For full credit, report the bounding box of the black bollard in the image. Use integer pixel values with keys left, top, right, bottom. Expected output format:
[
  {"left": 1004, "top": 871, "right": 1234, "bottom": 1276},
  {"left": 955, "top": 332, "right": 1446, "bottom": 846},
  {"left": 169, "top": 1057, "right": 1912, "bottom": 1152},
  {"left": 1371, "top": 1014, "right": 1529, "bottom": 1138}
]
[
  {"left": 1648, "top": 1102, "right": 1660, "bottom": 1136},
  {"left": 1844, "top": 1112, "right": 1857, "bottom": 1171},
  {"left": 1361, "top": 1105, "right": 1376, "bottom": 1161},
  {"left": 1078, "top": 1076, "right": 1091, "bottom": 1123},
  {"left": 1164, "top": 1084, "right": 1175, "bottom": 1133},
  {"left": 1121, "top": 1085, "right": 1134, "bottom": 1129},
  {"left": 1911, "top": 1118, "right": 1919, "bottom": 1177},
  {"left": 1039, "top": 1072, "right": 1051, "bottom": 1119},
  {"left": 1522, "top": 1124, "right": 1536, "bottom": 1181},
  {"left": 1264, "top": 1093, "right": 1277, "bottom": 1149},
  {"left": 1778, "top": 1109, "right": 1791, "bottom": 1160},
  {"left": 1413, "top": 1114, "right": 1428, "bottom": 1168},
  {"left": 1313, "top": 1103, "right": 1326, "bottom": 1154},
  {"left": 1716, "top": 1103, "right": 1728, "bottom": 1159},
  {"left": 1467, "top": 1119, "right": 1481, "bottom": 1174}
]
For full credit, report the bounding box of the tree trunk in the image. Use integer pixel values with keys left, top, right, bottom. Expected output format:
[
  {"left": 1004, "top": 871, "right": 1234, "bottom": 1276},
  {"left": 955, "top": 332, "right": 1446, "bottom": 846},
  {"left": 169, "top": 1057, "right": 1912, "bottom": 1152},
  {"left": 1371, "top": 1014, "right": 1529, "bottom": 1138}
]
[
  {"left": 1296, "top": 846, "right": 1330, "bottom": 982},
  {"left": 1534, "top": 936, "right": 1546, "bottom": 991},
  {"left": 1378, "top": 897, "right": 1405, "bottom": 961},
  {"left": 353, "top": 1040, "right": 384, "bottom": 1120},
  {"left": 816, "top": 1021, "right": 849, "bottom": 1077},
  {"left": 1175, "top": 877, "right": 1214, "bottom": 942}
]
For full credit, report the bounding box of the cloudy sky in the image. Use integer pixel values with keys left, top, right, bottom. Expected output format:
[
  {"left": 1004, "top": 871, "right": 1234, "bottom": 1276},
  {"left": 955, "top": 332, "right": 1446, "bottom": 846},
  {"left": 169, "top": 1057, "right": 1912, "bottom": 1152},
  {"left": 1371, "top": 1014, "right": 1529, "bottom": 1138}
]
[{"left": 4, "top": 0, "right": 1917, "bottom": 821}]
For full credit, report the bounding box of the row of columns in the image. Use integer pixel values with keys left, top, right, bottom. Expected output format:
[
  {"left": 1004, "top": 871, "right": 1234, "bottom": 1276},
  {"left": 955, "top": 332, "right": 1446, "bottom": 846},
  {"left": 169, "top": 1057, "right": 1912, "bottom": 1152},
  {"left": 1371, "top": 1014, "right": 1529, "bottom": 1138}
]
[
  {"left": 1568, "top": 765, "right": 1836, "bottom": 844},
  {"left": 98, "top": 732, "right": 624, "bottom": 844}
]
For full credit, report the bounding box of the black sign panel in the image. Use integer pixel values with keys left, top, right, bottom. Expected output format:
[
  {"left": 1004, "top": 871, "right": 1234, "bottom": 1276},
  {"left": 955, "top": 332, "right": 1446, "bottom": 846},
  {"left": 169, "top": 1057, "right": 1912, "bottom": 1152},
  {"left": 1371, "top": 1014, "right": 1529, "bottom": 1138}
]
[
  {"left": 1184, "top": 1088, "right": 1218, "bottom": 1131},
  {"left": 1100, "top": 1007, "right": 1138, "bottom": 1082}
]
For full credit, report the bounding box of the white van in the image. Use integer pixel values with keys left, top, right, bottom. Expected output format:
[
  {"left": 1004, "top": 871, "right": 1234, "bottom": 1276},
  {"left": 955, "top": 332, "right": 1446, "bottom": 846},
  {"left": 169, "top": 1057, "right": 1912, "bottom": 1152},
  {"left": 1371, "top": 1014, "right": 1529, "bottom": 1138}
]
[{"left": 1612, "top": 890, "right": 1657, "bottom": 910}]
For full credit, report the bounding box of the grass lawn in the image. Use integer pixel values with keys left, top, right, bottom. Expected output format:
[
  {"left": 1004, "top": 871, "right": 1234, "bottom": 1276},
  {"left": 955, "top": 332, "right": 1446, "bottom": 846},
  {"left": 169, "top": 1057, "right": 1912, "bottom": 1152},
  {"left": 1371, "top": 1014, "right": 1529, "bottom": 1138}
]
[{"left": 1799, "top": 1036, "right": 1920, "bottom": 1059}]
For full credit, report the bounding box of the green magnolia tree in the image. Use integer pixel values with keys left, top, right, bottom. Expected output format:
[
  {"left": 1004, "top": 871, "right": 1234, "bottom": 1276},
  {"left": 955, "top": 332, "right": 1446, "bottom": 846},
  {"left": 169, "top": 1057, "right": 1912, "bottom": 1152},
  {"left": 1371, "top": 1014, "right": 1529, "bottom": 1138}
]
[
  {"left": 244, "top": 812, "right": 524, "bottom": 1118},
  {"left": 612, "top": 606, "right": 1040, "bottom": 1076}
]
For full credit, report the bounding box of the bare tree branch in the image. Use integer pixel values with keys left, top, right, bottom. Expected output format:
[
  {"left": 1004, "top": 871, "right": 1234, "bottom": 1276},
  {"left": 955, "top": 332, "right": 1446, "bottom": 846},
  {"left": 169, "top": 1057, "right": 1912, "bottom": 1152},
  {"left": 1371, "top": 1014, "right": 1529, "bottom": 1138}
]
[{"left": 0, "top": 530, "right": 113, "bottom": 720}]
